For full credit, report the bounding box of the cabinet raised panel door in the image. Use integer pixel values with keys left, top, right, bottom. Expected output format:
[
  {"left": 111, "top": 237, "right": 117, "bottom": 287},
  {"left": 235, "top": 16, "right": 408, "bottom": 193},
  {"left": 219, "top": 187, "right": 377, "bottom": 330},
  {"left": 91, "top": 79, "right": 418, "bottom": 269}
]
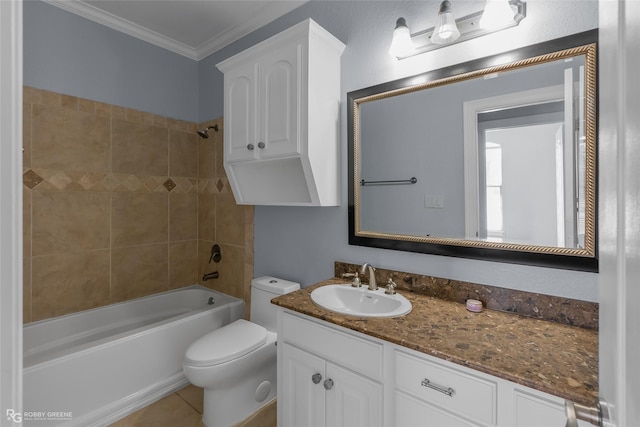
[
  {"left": 259, "top": 43, "right": 300, "bottom": 159},
  {"left": 280, "top": 344, "right": 325, "bottom": 427},
  {"left": 324, "top": 363, "right": 383, "bottom": 427},
  {"left": 225, "top": 62, "right": 258, "bottom": 163}
]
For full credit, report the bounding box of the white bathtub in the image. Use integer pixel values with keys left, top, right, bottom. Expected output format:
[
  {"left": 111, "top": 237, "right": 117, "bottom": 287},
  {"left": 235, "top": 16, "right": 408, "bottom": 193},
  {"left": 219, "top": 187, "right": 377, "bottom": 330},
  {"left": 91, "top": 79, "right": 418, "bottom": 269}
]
[{"left": 23, "top": 285, "right": 244, "bottom": 427}]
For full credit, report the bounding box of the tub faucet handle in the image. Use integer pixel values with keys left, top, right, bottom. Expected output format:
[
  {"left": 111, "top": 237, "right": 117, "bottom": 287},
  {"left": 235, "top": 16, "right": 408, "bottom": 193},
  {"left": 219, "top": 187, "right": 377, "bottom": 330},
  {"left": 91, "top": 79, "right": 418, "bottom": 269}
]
[{"left": 209, "top": 244, "right": 222, "bottom": 263}]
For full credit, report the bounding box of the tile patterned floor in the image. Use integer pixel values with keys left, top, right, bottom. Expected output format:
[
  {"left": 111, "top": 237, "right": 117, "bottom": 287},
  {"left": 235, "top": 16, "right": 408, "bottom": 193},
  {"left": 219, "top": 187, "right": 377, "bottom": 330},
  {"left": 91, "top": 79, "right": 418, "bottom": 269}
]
[
  {"left": 109, "top": 385, "right": 276, "bottom": 427},
  {"left": 109, "top": 386, "right": 204, "bottom": 427}
]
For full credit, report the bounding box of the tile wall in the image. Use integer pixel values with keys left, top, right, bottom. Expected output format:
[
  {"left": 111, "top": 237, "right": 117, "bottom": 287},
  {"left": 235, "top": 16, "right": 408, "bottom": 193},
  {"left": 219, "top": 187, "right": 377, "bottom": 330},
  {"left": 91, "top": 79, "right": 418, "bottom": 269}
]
[{"left": 22, "top": 86, "right": 253, "bottom": 323}]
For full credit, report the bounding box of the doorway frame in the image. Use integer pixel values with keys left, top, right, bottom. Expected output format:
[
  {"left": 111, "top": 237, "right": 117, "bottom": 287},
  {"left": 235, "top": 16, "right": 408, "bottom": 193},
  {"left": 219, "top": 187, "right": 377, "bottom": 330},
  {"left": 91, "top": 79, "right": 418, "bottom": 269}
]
[{"left": 0, "top": 0, "right": 24, "bottom": 422}]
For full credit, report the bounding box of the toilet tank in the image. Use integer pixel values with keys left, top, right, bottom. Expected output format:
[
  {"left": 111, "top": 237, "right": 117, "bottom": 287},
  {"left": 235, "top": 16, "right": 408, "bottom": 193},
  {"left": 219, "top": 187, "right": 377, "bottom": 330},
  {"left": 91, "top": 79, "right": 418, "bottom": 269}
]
[{"left": 250, "top": 276, "right": 300, "bottom": 332}]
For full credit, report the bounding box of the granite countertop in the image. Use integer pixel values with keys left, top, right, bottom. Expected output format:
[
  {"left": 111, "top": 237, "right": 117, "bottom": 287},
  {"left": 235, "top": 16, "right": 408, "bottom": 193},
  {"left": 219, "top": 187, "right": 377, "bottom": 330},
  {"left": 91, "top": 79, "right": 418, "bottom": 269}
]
[{"left": 272, "top": 278, "right": 598, "bottom": 407}]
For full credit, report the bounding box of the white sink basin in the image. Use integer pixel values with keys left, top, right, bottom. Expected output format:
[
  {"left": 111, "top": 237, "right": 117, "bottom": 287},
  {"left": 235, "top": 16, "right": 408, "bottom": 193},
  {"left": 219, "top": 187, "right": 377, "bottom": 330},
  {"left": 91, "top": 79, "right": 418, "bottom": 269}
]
[{"left": 310, "top": 284, "right": 412, "bottom": 318}]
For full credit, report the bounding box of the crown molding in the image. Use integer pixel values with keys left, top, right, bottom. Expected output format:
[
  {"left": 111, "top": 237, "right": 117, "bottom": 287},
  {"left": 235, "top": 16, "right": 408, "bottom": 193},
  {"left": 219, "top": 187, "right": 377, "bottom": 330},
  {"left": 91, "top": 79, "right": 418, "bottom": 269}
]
[
  {"left": 47, "top": 0, "right": 201, "bottom": 60},
  {"left": 45, "top": 0, "right": 307, "bottom": 61}
]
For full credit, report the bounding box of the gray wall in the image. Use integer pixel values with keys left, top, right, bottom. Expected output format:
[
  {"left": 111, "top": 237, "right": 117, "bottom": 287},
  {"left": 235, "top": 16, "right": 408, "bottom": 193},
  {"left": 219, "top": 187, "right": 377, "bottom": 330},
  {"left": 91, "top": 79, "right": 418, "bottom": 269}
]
[
  {"left": 23, "top": 1, "right": 199, "bottom": 122},
  {"left": 24, "top": 0, "right": 600, "bottom": 301},
  {"left": 199, "top": 1, "right": 599, "bottom": 300}
]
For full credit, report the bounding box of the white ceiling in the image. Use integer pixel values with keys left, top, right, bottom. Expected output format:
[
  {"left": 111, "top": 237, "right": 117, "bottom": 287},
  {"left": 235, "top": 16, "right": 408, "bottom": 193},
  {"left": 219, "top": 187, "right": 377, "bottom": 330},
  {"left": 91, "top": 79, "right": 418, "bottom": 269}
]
[{"left": 47, "top": 0, "right": 308, "bottom": 60}]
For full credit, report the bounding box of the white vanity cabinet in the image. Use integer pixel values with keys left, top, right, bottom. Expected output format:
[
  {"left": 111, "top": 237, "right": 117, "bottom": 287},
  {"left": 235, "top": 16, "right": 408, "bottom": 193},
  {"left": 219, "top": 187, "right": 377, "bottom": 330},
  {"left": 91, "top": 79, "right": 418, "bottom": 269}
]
[
  {"left": 277, "top": 308, "right": 581, "bottom": 427},
  {"left": 278, "top": 312, "right": 383, "bottom": 427},
  {"left": 217, "top": 19, "right": 345, "bottom": 206}
]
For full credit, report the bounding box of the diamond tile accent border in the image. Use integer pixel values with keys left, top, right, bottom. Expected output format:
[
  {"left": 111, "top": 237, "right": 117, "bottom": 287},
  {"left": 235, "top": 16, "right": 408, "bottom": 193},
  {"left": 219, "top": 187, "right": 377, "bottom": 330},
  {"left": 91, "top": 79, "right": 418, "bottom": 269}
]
[
  {"left": 163, "top": 178, "right": 176, "bottom": 192},
  {"left": 24, "top": 168, "right": 229, "bottom": 194},
  {"left": 23, "top": 169, "right": 44, "bottom": 189}
]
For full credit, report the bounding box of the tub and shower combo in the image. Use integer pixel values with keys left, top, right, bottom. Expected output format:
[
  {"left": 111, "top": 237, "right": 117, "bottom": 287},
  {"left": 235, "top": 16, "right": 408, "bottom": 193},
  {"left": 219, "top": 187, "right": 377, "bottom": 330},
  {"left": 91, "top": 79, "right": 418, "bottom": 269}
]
[{"left": 23, "top": 285, "right": 244, "bottom": 427}]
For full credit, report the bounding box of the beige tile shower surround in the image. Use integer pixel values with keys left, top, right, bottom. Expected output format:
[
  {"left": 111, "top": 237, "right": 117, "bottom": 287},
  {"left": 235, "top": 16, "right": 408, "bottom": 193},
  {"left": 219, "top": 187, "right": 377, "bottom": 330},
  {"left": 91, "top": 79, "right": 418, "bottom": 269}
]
[{"left": 22, "top": 86, "right": 254, "bottom": 323}]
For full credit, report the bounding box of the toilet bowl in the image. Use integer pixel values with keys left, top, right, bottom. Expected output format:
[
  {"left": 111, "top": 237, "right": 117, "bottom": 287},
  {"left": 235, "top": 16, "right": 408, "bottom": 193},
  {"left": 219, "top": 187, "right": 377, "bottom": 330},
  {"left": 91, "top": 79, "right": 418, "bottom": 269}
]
[{"left": 183, "top": 277, "right": 300, "bottom": 427}]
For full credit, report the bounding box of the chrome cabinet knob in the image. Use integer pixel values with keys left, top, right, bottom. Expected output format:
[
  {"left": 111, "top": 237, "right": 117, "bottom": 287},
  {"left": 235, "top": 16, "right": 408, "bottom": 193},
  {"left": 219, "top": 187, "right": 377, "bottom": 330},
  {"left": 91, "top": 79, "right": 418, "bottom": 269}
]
[
  {"left": 311, "top": 373, "right": 322, "bottom": 384},
  {"left": 247, "top": 143, "right": 255, "bottom": 151},
  {"left": 257, "top": 141, "right": 265, "bottom": 149},
  {"left": 323, "top": 379, "right": 334, "bottom": 390}
]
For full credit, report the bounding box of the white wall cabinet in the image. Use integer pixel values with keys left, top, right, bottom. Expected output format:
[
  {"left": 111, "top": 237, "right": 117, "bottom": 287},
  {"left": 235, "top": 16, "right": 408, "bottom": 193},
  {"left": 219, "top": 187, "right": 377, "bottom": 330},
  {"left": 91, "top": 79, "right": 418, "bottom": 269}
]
[
  {"left": 217, "top": 19, "right": 345, "bottom": 206},
  {"left": 277, "top": 309, "right": 579, "bottom": 427}
]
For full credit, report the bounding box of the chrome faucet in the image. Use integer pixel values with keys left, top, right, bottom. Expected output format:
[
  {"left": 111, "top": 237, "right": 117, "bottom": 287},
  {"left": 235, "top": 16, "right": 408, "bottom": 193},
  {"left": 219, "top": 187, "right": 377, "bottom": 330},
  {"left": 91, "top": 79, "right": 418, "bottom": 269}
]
[{"left": 360, "top": 263, "right": 377, "bottom": 290}]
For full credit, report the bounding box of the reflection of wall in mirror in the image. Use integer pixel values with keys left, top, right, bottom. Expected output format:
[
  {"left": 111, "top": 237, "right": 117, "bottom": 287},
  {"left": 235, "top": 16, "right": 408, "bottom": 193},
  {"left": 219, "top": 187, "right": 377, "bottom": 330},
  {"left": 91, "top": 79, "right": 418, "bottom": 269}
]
[{"left": 358, "top": 57, "right": 582, "bottom": 239}]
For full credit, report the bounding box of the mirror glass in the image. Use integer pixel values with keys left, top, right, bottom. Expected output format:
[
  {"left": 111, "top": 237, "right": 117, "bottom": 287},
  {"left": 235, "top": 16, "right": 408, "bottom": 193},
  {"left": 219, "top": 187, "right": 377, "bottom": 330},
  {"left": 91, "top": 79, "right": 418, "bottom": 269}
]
[{"left": 348, "top": 32, "right": 597, "bottom": 271}]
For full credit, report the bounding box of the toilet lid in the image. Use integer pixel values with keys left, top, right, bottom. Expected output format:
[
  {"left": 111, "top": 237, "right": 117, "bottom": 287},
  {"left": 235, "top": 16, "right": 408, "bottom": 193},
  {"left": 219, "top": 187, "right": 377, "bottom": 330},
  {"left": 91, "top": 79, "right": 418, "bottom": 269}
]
[{"left": 184, "top": 319, "right": 267, "bottom": 367}]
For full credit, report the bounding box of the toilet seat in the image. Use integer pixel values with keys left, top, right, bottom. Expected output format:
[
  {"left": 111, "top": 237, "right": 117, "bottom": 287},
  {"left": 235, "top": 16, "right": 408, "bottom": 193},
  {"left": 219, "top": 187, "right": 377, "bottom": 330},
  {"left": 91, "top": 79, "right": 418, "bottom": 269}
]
[{"left": 184, "top": 319, "right": 267, "bottom": 367}]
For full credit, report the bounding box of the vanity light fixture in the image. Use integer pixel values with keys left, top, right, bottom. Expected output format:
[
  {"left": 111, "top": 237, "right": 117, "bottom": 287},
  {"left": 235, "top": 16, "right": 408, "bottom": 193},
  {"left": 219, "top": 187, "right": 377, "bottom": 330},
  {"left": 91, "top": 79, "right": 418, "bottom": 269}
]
[{"left": 389, "top": 0, "right": 526, "bottom": 60}]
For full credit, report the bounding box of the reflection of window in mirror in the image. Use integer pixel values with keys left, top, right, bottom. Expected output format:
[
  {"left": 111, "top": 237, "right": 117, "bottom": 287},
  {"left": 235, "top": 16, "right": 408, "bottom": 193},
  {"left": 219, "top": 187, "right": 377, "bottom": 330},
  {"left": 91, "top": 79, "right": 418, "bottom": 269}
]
[
  {"left": 484, "top": 142, "right": 503, "bottom": 240},
  {"left": 463, "top": 58, "right": 587, "bottom": 250}
]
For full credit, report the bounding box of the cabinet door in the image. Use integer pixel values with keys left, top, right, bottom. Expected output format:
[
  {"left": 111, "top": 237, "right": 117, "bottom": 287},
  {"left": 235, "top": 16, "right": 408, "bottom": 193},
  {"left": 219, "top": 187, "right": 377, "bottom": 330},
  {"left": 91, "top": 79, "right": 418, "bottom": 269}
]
[
  {"left": 281, "top": 344, "right": 325, "bottom": 427},
  {"left": 396, "top": 391, "right": 480, "bottom": 427},
  {"left": 512, "top": 389, "right": 567, "bottom": 427},
  {"left": 259, "top": 42, "right": 301, "bottom": 159},
  {"left": 325, "top": 362, "right": 383, "bottom": 427},
  {"left": 224, "top": 61, "right": 259, "bottom": 162}
]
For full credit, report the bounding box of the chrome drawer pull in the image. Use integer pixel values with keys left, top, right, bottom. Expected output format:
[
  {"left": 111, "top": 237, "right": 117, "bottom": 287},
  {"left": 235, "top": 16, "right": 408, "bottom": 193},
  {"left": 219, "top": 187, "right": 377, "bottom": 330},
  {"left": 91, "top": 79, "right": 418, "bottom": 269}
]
[
  {"left": 311, "top": 373, "right": 322, "bottom": 384},
  {"left": 421, "top": 378, "right": 455, "bottom": 397}
]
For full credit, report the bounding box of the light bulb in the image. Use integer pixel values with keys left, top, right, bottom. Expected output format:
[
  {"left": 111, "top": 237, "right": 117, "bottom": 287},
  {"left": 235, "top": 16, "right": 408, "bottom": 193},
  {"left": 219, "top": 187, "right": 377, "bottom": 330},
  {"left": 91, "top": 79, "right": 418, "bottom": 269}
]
[
  {"left": 431, "top": 1, "right": 460, "bottom": 44},
  {"left": 480, "top": 0, "right": 515, "bottom": 30},
  {"left": 389, "top": 18, "right": 415, "bottom": 58}
]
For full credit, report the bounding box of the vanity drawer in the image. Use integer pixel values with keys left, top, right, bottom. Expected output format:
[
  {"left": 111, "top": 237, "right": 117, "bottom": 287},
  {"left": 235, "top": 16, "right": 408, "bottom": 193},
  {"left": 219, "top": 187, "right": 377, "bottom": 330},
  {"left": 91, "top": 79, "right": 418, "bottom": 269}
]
[
  {"left": 281, "top": 311, "right": 383, "bottom": 380},
  {"left": 394, "top": 350, "right": 497, "bottom": 425}
]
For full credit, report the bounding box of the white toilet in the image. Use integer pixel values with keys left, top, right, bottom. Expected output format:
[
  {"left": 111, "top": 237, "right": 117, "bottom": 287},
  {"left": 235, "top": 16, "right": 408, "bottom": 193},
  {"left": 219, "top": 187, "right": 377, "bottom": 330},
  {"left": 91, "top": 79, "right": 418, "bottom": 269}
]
[{"left": 183, "top": 276, "right": 300, "bottom": 427}]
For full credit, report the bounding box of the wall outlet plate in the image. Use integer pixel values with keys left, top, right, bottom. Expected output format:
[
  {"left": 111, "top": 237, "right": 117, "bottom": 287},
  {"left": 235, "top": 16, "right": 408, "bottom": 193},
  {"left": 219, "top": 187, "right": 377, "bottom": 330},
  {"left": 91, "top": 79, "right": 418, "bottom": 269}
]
[{"left": 425, "top": 195, "right": 444, "bottom": 208}]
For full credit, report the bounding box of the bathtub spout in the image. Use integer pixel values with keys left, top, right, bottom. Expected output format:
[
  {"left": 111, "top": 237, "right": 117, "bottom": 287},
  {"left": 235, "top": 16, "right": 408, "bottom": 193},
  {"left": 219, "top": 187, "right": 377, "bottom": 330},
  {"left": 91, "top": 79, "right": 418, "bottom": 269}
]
[{"left": 202, "top": 271, "right": 219, "bottom": 281}]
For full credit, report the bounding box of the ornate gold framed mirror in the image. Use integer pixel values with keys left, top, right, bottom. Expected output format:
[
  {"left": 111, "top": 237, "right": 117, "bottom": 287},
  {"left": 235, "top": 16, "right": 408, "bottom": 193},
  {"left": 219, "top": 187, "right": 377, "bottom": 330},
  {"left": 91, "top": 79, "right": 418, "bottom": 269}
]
[{"left": 348, "top": 30, "right": 597, "bottom": 271}]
